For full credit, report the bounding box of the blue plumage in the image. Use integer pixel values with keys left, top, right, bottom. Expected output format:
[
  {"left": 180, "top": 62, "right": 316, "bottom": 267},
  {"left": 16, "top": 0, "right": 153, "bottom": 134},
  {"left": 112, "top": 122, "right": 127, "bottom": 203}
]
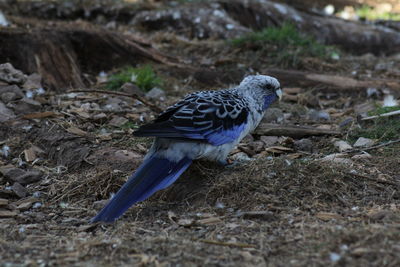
[
  {"left": 91, "top": 156, "right": 192, "bottom": 223},
  {"left": 91, "top": 75, "right": 282, "bottom": 223}
]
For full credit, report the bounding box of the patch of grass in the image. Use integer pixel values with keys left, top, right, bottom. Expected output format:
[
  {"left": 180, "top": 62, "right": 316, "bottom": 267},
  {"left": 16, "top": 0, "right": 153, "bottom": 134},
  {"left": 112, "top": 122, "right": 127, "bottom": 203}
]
[
  {"left": 356, "top": 5, "right": 400, "bottom": 21},
  {"left": 350, "top": 117, "right": 400, "bottom": 141},
  {"left": 232, "top": 23, "right": 339, "bottom": 67},
  {"left": 106, "top": 65, "right": 162, "bottom": 91},
  {"left": 120, "top": 121, "right": 139, "bottom": 130},
  {"left": 367, "top": 105, "right": 400, "bottom": 116}
]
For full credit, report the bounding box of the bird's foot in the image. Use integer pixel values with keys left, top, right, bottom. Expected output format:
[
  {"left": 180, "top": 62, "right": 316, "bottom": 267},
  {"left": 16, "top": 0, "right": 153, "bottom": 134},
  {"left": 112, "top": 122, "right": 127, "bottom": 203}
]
[{"left": 218, "top": 159, "right": 241, "bottom": 168}]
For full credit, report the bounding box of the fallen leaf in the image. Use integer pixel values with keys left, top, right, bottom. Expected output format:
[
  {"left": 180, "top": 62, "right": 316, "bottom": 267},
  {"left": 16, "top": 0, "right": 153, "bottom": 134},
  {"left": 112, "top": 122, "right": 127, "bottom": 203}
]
[
  {"left": 22, "top": 111, "right": 58, "bottom": 119},
  {"left": 315, "top": 212, "right": 342, "bottom": 221},
  {"left": 67, "top": 126, "right": 88, "bottom": 137}
]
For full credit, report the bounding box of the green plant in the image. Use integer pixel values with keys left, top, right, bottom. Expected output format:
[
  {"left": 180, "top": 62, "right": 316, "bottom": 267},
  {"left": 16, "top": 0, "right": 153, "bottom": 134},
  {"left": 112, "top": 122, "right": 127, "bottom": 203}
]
[
  {"left": 356, "top": 5, "right": 400, "bottom": 21},
  {"left": 367, "top": 105, "right": 400, "bottom": 116},
  {"left": 232, "top": 23, "right": 339, "bottom": 67},
  {"left": 350, "top": 117, "right": 400, "bottom": 142},
  {"left": 106, "top": 65, "right": 162, "bottom": 91}
]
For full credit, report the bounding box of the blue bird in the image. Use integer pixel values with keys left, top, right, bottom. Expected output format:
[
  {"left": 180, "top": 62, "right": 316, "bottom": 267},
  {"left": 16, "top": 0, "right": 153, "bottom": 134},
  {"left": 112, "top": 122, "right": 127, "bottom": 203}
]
[{"left": 91, "top": 75, "right": 282, "bottom": 223}]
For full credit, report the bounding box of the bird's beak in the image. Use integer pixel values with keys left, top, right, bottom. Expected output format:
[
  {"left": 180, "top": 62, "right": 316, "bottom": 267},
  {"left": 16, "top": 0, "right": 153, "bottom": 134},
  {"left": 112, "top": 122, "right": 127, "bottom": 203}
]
[{"left": 276, "top": 88, "right": 283, "bottom": 101}]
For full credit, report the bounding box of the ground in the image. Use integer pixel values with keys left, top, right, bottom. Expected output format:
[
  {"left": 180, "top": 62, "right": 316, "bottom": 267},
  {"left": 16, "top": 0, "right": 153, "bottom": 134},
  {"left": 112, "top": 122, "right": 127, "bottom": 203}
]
[{"left": 1, "top": 0, "right": 400, "bottom": 266}]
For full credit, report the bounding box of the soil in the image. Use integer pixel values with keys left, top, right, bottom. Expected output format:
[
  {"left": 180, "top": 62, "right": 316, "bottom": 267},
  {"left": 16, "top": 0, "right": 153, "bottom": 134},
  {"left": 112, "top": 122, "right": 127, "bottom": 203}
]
[{"left": 1, "top": 0, "right": 400, "bottom": 266}]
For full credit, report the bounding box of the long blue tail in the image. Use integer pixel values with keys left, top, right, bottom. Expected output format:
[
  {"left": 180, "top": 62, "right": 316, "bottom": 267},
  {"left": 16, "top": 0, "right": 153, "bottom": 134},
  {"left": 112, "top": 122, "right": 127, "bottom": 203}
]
[{"left": 90, "top": 155, "right": 192, "bottom": 223}]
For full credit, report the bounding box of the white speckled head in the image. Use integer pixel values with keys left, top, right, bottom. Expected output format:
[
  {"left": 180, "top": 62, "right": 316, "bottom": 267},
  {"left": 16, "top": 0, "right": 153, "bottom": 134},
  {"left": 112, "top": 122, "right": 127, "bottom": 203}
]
[{"left": 238, "top": 75, "right": 282, "bottom": 101}]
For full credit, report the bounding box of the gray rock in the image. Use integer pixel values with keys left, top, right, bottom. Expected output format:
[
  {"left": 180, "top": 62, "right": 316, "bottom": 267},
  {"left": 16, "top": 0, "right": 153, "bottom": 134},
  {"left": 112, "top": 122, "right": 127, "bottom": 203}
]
[
  {"left": 249, "top": 141, "right": 265, "bottom": 153},
  {"left": 121, "top": 82, "right": 144, "bottom": 96},
  {"left": 294, "top": 139, "right": 313, "bottom": 152},
  {"left": 0, "top": 167, "right": 43, "bottom": 185},
  {"left": 0, "top": 101, "right": 15, "bottom": 122},
  {"left": 308, "top": 109, "right": 330, "bottom": 121},
  {"left": 10, "top": 97, "right": 42, "bottom": 114},
  {"left": 262, "top": 108, "right": 284, "bottom": 123},
  {"left": 0, "top": 63, "right": 27, "bottom": 84},
  {"left": 353, "top": 137, "right": 375, "bottom": 148},
  {"left": 0, "top": 85, "right": 24, "bottom": 101},
  {"left": 11, "top": 182, "right": 28, "bottom": 198},
  {"left": 22, "top": 73, "right": 42, "bottom": 90},
  {"left": 145, "top": 87, "right": 166, "bottom": 100},
  {"left": 260, "top": 136, "right": 279, "bottom": 147},
  {"left": 334, "top": 140, "right": 352, "bottom": 152}
]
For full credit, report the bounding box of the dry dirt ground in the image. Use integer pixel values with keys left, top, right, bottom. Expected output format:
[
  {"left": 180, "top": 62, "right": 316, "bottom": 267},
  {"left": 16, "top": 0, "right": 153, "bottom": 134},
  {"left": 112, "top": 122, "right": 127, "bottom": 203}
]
[{"left": 1, "top": 1, "right": 400, "bottom": 266}]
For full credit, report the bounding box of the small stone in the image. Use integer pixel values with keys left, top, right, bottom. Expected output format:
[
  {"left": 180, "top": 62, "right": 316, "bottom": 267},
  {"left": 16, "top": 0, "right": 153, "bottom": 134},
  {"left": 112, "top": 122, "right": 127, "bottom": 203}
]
[
  {"left": 11, "top": 182, "right": 28, "bottom": 198},
  {"left": 22, "top": 73, "right": 42, "bottom": 90},
  {"left": 11, "top": 97, "right": 42, "bottom": 114},
  {"left": 0, "top": 101, "right": 16, "bottom": 122},
  {"left": 145, "top": 87, "right": 166, "bottom": 100},
  {"left": 308, "top": 109, "right": 330, "bottom": 121},
  {"left": 109, "top": 116, "right": 129, "bottom": 127},
  {"left": 92, "top": 112, "right": 107, "bottom": 121},
  {"left": 121, "top": 82, "right": 145, "bottom": 96},
  {"left": 294, "top": 138, "right": 313, "bottom": 152},
  {"left": 249, "top": 141, "right": 265, "bottom": 153},
  {"left": 0, "top": 63, "right": 27, "bottom": 84},
  {"left": 262, "top": 108, "right": 284, "bottom": 123},
  {"left": 321, "top": 153, "right": 352, "bottom": 165},
  {"left": 353, "top": 137, "right": 375, "bottom": 148},
  {"left": 260, "top": 136, "right": 279, "bottom": 147},
  {"left": 0, "top": 167, "right": 43, "bottom": 185},
  {"left": 334, "top": 140, "right": 352, "bottom": 152},
  {"left": 351, "top": 153, "right": 372, "bottom": 160},
  {"left": 339, "top": 117, "right": 354, "bottom": 128}
]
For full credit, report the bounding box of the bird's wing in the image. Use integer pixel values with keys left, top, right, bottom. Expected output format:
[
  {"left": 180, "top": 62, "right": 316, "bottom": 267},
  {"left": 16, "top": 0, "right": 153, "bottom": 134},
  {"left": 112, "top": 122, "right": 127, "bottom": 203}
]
[{"left": 133, "top": 91, "right": 249, "bottom": 146}]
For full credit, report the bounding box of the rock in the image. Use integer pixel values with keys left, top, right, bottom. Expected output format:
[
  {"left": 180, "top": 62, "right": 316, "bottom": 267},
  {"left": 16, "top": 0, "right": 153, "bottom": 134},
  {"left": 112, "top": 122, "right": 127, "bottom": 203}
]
[
  {"left": 11, "top": 97, "right": 42, "bottom": 114},
  {"left": 114, "top": 150, "right": 142, "bottom": 161},
  {"left": 0, "top": 101, "right": 16, "bottom": 122},
  {"left": 307, "top": 109, "right": 330, "bottom": 121},
  {"left": 121, "top": 82, "right": 144, "bottom": 96},
  {"left": 334, "top": 140, "right": 352, "bottom": 152},
  {"left": 132, "top": 4, "right": 250, "bottom": 40},
  {"left": 339, "top": 117, "right": 354, "bottom": 128},
  {"left": 294, "top": 138, "right": 313, "bottom": 152},
  {"left": 109, "top": 116, "right": 128, "bottom": 127},
  {"left": 0, "top": 167, "right": 43, "bottom": 185},
  {"left": 22, "top": 73, "right": 42, "bottom": 90},
  {"left": 249, "top": 141, "right": 265, "bottom": 153},
  {"left": 241, "top": 134, "right": 254, "bottom": 143},
  {"left": 321, "top": 153, "right": 352, "bottom": 165},
  {"left": 262, "top": 108, "right": 284, "bottom": 123},
  {"left": 145, "top": 87, "right": 166, "bottom": 100},
  {"left": 353, "top": 137, "right": 375, "bottom": 148},
  {"left": 351, "top": 153, "right": 372, "bottom": 160},
  {"left": 11, "top": 182, "right": 28, "bottom": 198},
  {"left": 0, "top": 85, "right": 24, "bottom": 103},
  {"left": 260, "top": 136, "right": 279, "bottom": 147},
  {"left": 0, "top": 63, "right": 27, "bottom": 85}
]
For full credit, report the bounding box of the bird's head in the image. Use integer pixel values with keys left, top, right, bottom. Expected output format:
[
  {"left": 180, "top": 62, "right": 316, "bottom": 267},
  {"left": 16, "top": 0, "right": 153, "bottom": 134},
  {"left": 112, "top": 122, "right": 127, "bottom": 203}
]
[{"left": 239, "top": 75, "right": 282, "bottom": 109}]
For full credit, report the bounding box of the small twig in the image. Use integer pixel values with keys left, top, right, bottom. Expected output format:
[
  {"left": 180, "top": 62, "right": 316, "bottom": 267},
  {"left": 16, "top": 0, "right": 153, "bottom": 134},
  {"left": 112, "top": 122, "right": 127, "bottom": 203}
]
[
  {"left": 343, "top": 139, "right": 400, "bottom": 154},
  {"left": 362, "top": 110, "right": 400, "bottom": 121},
  {"left": 195, "top": 239, "right": 256, "bottom": 248},
  {"left": 347, "top": 172, "right": 399, "bottom": 187},
  {"left": 67, "top": 89, "right": 162, "bottom": 113}
]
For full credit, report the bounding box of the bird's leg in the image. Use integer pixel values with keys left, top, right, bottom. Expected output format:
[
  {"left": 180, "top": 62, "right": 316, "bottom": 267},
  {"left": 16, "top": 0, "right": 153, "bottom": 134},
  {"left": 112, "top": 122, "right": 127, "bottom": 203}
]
[{"left": 218, "top": 158, "right": 241, "bottom": 168}]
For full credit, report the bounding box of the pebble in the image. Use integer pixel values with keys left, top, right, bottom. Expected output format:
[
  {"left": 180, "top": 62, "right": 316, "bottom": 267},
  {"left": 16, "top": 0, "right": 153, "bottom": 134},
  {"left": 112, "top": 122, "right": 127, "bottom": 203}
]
[
  {"left": 294, "top": 138, "right": 313, "bottom": 152},
  {"left": 145, "top": 87, "right": 166, "bottom": 100},
  {"left": 353, "top": 137, "right": 375, "bottom": 148},
  {"left": 334, "top": 140, "right": 352, "bottom": 152}
]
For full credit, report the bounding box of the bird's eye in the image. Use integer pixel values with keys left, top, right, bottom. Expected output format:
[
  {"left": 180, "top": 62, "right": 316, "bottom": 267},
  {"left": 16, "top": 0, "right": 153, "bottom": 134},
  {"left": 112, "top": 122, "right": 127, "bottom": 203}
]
[{"left": 264, "top": 84, "right": 273, "bottom": 90}]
